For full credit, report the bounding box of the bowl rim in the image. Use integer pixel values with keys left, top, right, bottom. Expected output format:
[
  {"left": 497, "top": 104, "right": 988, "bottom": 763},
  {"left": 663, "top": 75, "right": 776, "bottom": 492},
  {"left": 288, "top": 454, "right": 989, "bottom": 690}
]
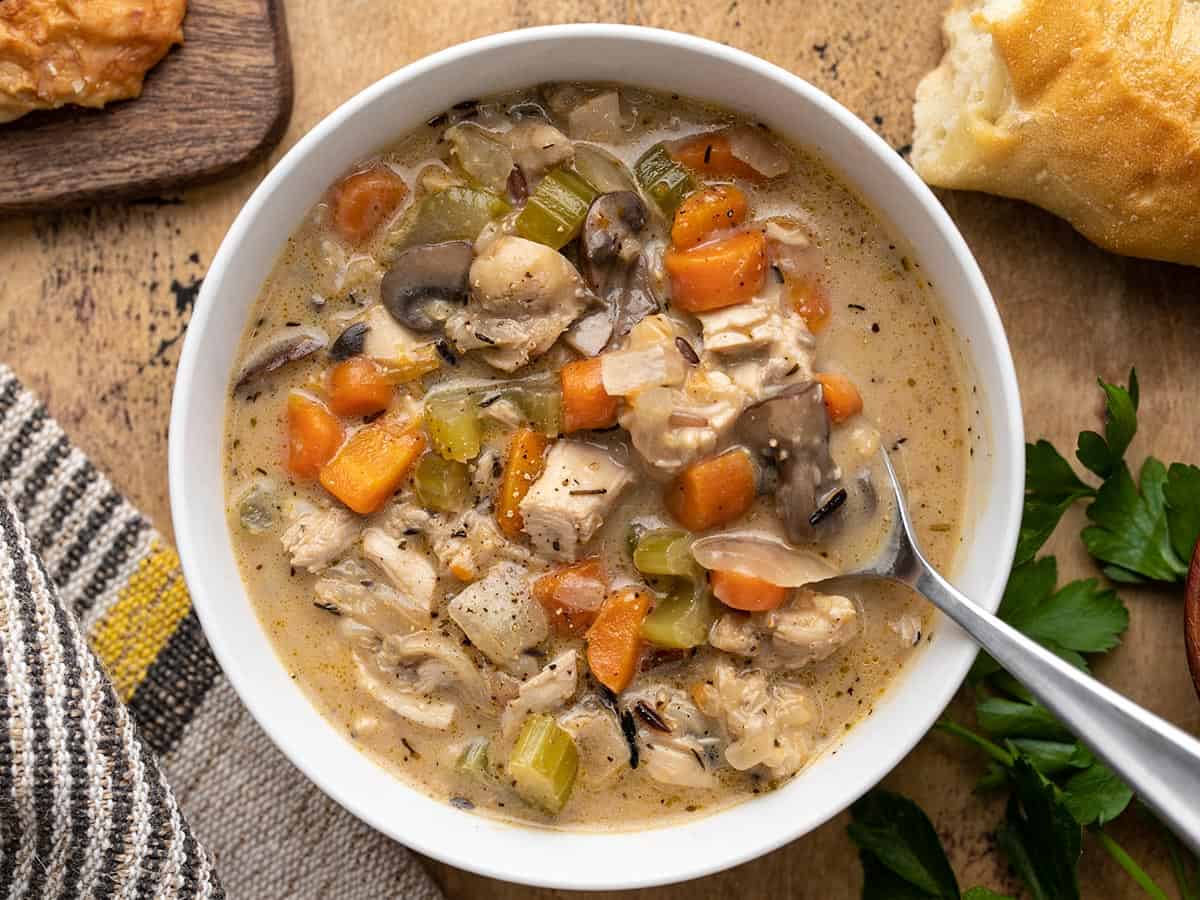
[{"left": 169, "top": 23, "right": 1024, "bottom": 889}]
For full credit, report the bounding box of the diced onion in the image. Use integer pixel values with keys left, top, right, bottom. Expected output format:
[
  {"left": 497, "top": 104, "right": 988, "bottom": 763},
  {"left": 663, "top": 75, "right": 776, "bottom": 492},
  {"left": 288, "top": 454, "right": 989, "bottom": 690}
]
[
  {"left": 725, "top": 126, "right": 790, "bottom": 179},
  {"left": 690, "top": 531, "right": 836, "bottom": 586},
  {"left": 600, "top": 344, "right": 685, "bottom": 396}
]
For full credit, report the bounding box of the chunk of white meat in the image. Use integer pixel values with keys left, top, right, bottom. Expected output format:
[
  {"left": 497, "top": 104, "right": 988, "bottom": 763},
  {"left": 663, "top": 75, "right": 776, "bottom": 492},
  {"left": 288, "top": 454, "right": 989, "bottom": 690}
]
[
  {"left": 359, "top": 304, "right": 432, "bottom": 366},
  {"left": 384, "top": 501, "right": 527, "bottom": 582},
  {"left": 447, "top": 562, "right": 549, "bottom": 668},
  {"left": 618, "top": 370, "right": 744, "bottom": 474},
  {"left": 624, "top": 683, "right": 721, "bottom": 789},
  {"left": 350, "top": 628, "right": 489, "bottom": 731},
  {"left": 281, "top": 505, "right": 360, "bottom": 572},
  {"left": 696, "top": 290, "right": 814, "bottom": 398},
  {"left": 710, "top": 589, "right": 861, "bottom": 670},
  {"left": 518, "top": 441, "right": 632, "bottom": 561},
  {"left": 506, "top": 120, "right": 574, "bottom": 179},
  {"left": 499, "top": 649, "right": 578, "bottom": 742},
  {"left": 446, "top": 236, "right": 591, "bottom": 372},
  {"left": 361, "top": 528, "right": 437, "bottom": 613},
  {"left": 557, "top": 699, "right": 629, "bottom": 788},
  {"left": 694, "top": 659, "right": 816, "bottom": 778},
  {"left": 315, "top": 559, "right": 431, "bottom": 634}
]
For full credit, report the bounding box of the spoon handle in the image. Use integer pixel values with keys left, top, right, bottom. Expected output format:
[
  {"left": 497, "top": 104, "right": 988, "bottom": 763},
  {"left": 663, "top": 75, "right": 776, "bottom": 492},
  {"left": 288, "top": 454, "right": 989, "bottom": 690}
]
[{"left": 914, "top": 561, "right": 1200, "bottom": 854}]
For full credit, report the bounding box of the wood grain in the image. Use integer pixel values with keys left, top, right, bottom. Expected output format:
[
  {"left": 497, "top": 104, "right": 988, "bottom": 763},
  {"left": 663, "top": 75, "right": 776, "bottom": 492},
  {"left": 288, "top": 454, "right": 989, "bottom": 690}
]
[
  {"left": 0, "top": 0, "right": 292, "bottom": 214},
  {"left": 0, "top": 1, "right": 1198, "bottom": 897}
]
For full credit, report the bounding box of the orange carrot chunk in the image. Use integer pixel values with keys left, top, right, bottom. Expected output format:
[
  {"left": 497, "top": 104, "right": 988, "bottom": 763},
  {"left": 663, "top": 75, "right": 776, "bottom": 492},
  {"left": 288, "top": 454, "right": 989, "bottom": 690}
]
[
  {"left": 561, "top": 357, "right": 619, "bottom": 433},
  {"left": 586, "top": 587, "right": 652, "bottom": 693},
  {"left": 286, "top": 392, "right": 344, "bottom": 480},
  {"left": 664, "top": 231, "right": 766, "bottom": 313},
  {"left": 668, "top": 133, "right": 763, "bottom": 182},
  {"left": 330, "top": 164, "right": 408, "bottom": 244},
  {"left": 496, "top": 428, "right": 550, "bottom": 537},
  {"left": 670, "top": 184, "right": 749, "bottom": 248},
  {"left": 328, "top": 357, "right": 395, "bottom": 418},
  {"left": 533, "top": 558, "right": 608, "bottom": 636},
  {"left": 816, "top": 372, "right": 863, "bottom": 424},
  {"left": 665, "top": 449, "right": 757, "bottom": 532},
  {"left": 710, "top": 569, "right": 790, "bottom": 612},
  {"left": 318, "top": 418, "right": 425, "bottom": 514},
  {"left": 787, "top": 274, "right": 831, "bottom": 333}
]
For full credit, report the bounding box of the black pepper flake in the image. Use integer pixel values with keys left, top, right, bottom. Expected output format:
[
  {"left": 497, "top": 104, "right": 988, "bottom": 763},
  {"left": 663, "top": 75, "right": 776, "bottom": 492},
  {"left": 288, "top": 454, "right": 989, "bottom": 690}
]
[
  {"left": 569, "top": 488, "right": 607, "bottom": 496},
  {"left": 784, "top": 363, "right": 800, "bottom": 377},
  {"left": 634, "top": 701, "right": 671, "bottom": 733},
  {"left": 254, "top": 466, "right": 268, "bottom": 476},
  {"left": 871, "top": 322, "right": 880, "bottom": 333},
  {"left": 449, "top": 796, "right": 475, "bottom": 811},
  {"left": 770, "top": 264, "right": 785, "bottom": 284},
  {"left": 674, "top": 336, "right": 700, "bottom": 365},
  {"left": 478, "top": 392, "right": 502, "bottom": 408},
  {"left": 284, "top": 321, "right": 301, "bottom": 327},
  {"left": 313, "top": 601, "right": 341, "bottom": 616},
  {"left": 620, "top": 709, "right": 640, "bottom": 769},
  {"left": 401, "top": 737, "right": 420, "bottom": 758},
  {"left": 703, "top": 143, "right": 713, "bottom": 165},
  {"left": 435, "top": 340, "right": 458, "bottom": 365},
  {"left": 809, "top": 487, "right": 848, "bottom": 527},
  {"left": 474, "top": 331, "right": 496, "bottom": 345},
  {"left": 848, "top": 303, "right": 866, "bottom": 311}
]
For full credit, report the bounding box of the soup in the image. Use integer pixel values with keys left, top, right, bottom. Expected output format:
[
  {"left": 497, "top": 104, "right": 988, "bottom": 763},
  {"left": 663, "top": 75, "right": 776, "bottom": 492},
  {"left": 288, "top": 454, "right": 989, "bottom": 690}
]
[{"left": 223, "top": 83, "right": 969, "bottom": 830}]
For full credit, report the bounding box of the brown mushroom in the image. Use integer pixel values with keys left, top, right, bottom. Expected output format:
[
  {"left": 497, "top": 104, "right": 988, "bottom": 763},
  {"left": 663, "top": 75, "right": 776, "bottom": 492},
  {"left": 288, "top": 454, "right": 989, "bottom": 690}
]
[
  {"left": 234, "top": 325, "right": 328, "bottom": 390},
  {"left": 380, "top": 241, "right": 473, "bottom": 333}
]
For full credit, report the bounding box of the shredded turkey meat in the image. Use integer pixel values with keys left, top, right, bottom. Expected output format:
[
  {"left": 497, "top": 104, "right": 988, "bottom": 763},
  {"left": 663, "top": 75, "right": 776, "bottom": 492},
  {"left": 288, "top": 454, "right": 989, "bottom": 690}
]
[{"left": 709, "top": 590, "right": 861, "bottom": 670}]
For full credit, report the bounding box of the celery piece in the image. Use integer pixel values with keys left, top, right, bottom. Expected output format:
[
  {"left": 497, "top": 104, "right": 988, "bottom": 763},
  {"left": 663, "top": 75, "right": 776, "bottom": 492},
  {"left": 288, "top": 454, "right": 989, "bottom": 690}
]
[
  {"left": 634, "top": 144, "right": 696, "bottom": 217},
  {"left": 456, "top": 737, "right": 492, "bottom": 782},
  {"left": 508, "top": 714, "right": 579, "bottom": 814},
  {"left": 426, "top": 392, "right": 482, "bottom": 462},
  {"left": 641, "top": 583, "right": 720, "bottom": 649},
  {"left": 633, "top": 529, "right": 696, "bottom": 578},
  {"left": 413, "top": 452, "right": 469, "bottom": 513},
  {"left": 508, "top": 381, "right": 563, "bottom": 436},
  {"left": 395, "top": 186, "right": 511, "bottom": 249},
  {"left": 515, "top": 167, "right": 598, "bottom": 249}
]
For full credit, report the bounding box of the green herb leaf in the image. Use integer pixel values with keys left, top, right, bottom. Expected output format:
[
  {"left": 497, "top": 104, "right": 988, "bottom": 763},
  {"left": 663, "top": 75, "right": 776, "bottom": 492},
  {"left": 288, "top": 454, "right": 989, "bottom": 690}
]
[
  {"left": 848, "top": 791, "right": 961, "bottom": 898},
  {"left": 1165, "top": 463, "right": 1200, "bottom": 564},
  {"left": 1061, "top": 763, "right": 1132, "bottom": 826},
  {"left": 1017, "top": 442, "right": 1095, "bottom": 565},
  {"left": 996, "top": 758, "right": 1081, "bottom": 900},
  {"left": 1082, "top": 458, "right": 1186, "bottom": 583},
  {"left": 1075, "top": 372, "right": 1138, "bottom": 480},
  {"left": 1007, "top": 739, "right": 1093, "bottom": 778},
  {"left": 963, "top": 889, "right": 1015, "bottom": 900},
  {"left": 976, "top": 698, "right": 1073, "bottom": 742}
]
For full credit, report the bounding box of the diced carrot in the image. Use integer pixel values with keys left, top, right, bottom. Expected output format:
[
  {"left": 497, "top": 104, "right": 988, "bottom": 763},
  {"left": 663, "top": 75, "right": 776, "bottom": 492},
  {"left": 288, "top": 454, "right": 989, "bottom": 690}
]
[
  {"left": 328, "top": 357, "right": 394, "bottom": 418},
  {"left": 787, "top": 274, "right": 831, "bottom": 332},
  {"left": 586, "top": 587, "right": 652, "bottom": 693},
  {"left": 670, "top": 185, "right": 749, "bottom": 248},
  {"left": 710, "top": 569, "right": 790, "bottom": 612},
  {"left": 561, "top": 358, "right": 619, "bottom": 433},
  {"left": 665, "top": 449, "right": 756, "bottom": 532},
  {"left": 318, "top": 418, "right": 425, "bottom": 514},
  {"left": 330, "top": 164, "right": 408, "bottom": 244},
  {"left": 668, "top": 133, "right": 763, "bottom": 182},
  {"left": 664, "top": 231, "right": 766, "bottom": 313},
  {"left": 496, "top": 428, "right": 550, "bottom": 537},
  {"left": 816, "top": 372, "right": 863, "bottom": 424},
  {"left": 533, "top": 558, "right": 608, "bottom": 636},
  {"left": 286, "top": 392, "right": 344, "bottom": 479}
]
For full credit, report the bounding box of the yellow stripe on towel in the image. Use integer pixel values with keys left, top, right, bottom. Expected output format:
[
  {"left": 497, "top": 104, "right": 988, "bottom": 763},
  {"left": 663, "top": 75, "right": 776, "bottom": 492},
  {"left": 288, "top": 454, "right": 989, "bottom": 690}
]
[{"left": 90, "top": 541, "right": 192, "bottom": 702}]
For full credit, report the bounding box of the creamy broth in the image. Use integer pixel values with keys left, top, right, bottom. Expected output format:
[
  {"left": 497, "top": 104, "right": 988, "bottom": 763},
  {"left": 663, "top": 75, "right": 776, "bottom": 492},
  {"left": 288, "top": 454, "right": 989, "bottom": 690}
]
[{"left": 223, "top": 83, "right": 970, "bottom": 830}]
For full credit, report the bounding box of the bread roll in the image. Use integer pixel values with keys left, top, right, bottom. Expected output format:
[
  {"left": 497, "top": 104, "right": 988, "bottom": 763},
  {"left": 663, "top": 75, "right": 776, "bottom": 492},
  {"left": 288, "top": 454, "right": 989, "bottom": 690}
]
[{"left": 913, "top": 0, "right": 1200, "bottom": 267}]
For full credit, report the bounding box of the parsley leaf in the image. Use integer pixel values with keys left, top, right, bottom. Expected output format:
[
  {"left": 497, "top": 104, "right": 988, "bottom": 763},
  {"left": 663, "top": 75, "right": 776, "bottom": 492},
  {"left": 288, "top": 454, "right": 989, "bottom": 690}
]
[
  {"left": 1075, "top": 371, "right": 1138, "bottom": 479},
  {"left": 1165, "top": 462, "right": 1200, "bottom": 564},
  {"left": 1061, "top": 763, "right": 1132, "bottom": 826},
  {"left": 976, "top": 698, "right": 1073, "bottom": 742},
  {"left": 996, "top": 758, "right": 1081, "bottom": 900},
  {"left": 1017, "top": 442, "right": 1095, "bottom": 565},
  {"left": 848, "top": 791, "right": 960, "bottom": 898},
  {"left": 1082, "top": 457, "right": 1186, "bottom": 583}
]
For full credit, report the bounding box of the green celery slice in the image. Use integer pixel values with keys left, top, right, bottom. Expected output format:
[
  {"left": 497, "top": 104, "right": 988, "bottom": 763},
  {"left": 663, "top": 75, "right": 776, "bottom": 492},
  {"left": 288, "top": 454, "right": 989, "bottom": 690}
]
[
  {"left": 394, "top": 186, "right": 511, "bottom": 249},
  {"left": 641, "top": 583, "right": 720, "bottom": 649},
  {"left": 515, "top": 167, "right": 598, "bottom": 249},
  {"left": 508, "top": 714, "right": 579, "bottom": 814},
  {"left": 426, "top": 392, "right": 482, "bottom": 462},
  {"left": 634, "top": 143, "right": 696, "bottom": 217},
  {"left": 413, "top": 452, "right": 470, "bottom": 513},
  {"left": 633, "top": 529, "right": 697, "bottom": 577}
]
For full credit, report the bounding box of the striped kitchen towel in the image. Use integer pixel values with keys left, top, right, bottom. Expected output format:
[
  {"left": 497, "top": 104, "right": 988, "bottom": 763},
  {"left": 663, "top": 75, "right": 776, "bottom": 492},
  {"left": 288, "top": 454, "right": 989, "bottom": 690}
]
[{"left": 0, "top": 364, "right": 444, "bottom": 900}]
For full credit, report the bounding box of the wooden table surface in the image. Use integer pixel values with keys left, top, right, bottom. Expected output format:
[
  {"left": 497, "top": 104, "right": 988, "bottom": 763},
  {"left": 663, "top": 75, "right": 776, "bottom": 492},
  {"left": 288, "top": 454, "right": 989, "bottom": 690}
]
[{"left": 2, "top": 1, "right": 1198, "bottom": 897}]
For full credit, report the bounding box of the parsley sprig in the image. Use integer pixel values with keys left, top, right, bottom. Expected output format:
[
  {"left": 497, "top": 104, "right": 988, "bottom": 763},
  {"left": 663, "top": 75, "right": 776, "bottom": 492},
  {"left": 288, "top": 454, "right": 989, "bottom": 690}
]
[{"left": 849, "top": 371, "right": 1200, "bottom": 899}]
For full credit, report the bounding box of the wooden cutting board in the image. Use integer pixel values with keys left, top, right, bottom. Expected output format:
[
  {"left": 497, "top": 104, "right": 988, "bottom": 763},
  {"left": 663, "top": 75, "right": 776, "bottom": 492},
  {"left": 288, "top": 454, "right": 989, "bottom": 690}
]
[{"left": 0, "top": 0, "right": 292, "bottom": 215}]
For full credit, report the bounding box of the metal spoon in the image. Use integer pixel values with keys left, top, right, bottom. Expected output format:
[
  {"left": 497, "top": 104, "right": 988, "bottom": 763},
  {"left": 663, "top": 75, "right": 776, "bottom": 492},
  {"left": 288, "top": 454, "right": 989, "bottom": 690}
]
[{"left": 842, "top": 449, "right": 1200, "bottom": 854}]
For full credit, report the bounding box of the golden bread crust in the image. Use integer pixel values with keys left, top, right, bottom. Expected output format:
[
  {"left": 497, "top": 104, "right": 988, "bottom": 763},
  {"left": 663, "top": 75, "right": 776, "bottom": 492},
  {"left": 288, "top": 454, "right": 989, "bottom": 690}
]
[
  {"left": 914, "top": 0, "right": 1200, "bottom": 266},
  {"left": 0, "top": 0, "right": 186, "bottom": 124}
]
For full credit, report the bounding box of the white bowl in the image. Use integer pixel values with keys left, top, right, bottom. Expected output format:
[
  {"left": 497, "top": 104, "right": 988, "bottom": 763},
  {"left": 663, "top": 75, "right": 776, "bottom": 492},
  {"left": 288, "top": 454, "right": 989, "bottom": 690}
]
[{"left": 169, "top": 24, "right": 1023, "bottom": 890}]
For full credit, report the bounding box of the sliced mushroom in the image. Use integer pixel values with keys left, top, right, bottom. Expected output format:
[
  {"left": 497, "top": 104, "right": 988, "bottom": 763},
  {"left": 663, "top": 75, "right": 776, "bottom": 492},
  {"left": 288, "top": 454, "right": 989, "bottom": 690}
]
[
  {"left": 578, "top": 192, "right": 659, "bottom": 350},
  {"left": 381, "top": 241, "right": 473, "bottom": 333},
  {"left": 737, "top": 382, "right": 842, "bottom": 543},
  {"left": 329, "top": 321, "right": 369, "bottom": 360},
  {"left": 234, "top": 325, "right": 328, "bottom": 390}
]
